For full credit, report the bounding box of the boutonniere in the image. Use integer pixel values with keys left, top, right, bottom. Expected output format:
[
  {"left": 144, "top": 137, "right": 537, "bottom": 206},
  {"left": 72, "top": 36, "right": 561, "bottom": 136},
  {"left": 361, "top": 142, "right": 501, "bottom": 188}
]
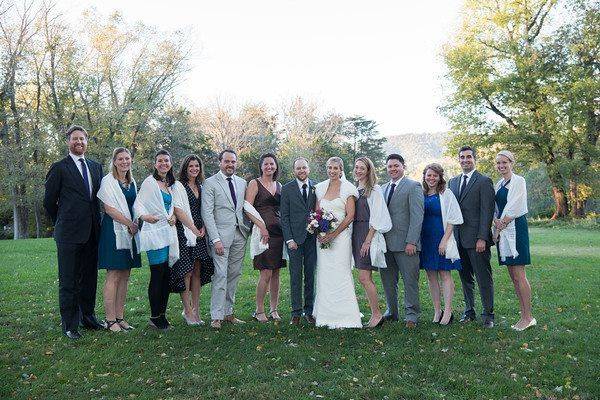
[{"left": 310, "top": 186, "right": 316, "bottom": 194}]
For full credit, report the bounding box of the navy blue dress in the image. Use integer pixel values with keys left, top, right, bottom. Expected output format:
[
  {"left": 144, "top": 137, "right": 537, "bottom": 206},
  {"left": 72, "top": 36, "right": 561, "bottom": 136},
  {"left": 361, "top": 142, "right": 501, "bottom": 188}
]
[
  {"left": 419, "top": 194, "right": 461, "bottom": 271},
  {"left": 495, "top": 181, "right": 531, "bottom": 266},
  {"left": 98, "top": 183, "right": 142, "bottom": 270}
]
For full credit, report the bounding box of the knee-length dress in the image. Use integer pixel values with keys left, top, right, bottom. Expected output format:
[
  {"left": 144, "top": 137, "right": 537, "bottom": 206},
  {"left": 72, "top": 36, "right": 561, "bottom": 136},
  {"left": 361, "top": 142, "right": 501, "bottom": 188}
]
[
  {"left": 98, "top": 182, "right": 142, "bottom": 270},
  {"left": 352, "top": 188, "right": 377, "bottom": 271},
  {"left": 252, "top": 179, "right": 287, "bottom": 270},
  {"left": 419, "top": 194, "right": 461, "bottom": 271},
  {"left": 169, "top": 182, "right": 214, "bottom": 293},
  {"left": 495, "top": 182, "right": 531, "bottom": 266}
]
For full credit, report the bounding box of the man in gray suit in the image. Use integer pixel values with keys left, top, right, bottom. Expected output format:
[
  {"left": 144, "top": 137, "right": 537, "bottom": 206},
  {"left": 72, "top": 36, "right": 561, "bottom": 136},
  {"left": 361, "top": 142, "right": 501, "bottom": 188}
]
[
  {"left": 280, "top": 157, "right": 317, "bottom": 325},
  {"left": 381, "top": 154, "right": 424, "bottom": 328},
  {"left": 448, "top": 146, "right": 496, "bottom": 328},
  {"left": 201, "top": 149, "right": 250, "bottom": 329}
]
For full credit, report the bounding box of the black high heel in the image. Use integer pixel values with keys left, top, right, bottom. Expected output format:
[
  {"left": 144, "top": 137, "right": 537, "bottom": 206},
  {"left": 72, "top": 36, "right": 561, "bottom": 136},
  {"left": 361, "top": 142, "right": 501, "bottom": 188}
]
[{"left": 440, "top": 313, "right": 454, "bottom": 326}]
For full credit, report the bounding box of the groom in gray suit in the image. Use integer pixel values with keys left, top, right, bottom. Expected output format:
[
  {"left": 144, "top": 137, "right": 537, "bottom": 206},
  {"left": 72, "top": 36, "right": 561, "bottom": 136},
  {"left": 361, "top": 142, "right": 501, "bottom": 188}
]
[
  {"left": 381, "top": 154, "right": 424, "bottom": 328},
  {"left": 280, "top": 157, "right": 317, "bottom": 325},
  {"left": 201, "top": 149, "right": 250, "bottom": 329},
  {"left": 448, "top": 146, "right": 496, "bottom": 328}
]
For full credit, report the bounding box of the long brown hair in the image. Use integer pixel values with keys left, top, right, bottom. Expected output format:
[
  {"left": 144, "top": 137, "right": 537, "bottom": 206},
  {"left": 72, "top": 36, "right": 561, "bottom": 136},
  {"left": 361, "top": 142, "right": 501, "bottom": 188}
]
[
  {"left": 178, "top": 154, "right": 205, "bottom": 184},
  {"left": 152, "top": 149, "right": 175, "bottom": 187},
  {"left": 354, "top": 157, "right": 377, "bottom": 197},
  {"left": 422, "top": 163, "right": 446, "bottom": 194},
  {"left": 111, "top": 147, "right": 133, "bottom": 185}
]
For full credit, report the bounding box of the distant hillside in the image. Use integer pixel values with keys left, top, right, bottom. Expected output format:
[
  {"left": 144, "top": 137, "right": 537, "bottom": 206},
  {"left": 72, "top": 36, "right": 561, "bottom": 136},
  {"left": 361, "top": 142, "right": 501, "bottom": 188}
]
[{"left": 383, "top": 132, "right": 461, "bottom": 179}]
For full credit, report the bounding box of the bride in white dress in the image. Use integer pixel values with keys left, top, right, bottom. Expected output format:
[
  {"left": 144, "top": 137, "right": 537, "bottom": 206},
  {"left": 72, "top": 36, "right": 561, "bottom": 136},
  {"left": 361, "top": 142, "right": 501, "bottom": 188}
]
[{"left": 313, "top": 157, "right": 362, "bottom": 329}]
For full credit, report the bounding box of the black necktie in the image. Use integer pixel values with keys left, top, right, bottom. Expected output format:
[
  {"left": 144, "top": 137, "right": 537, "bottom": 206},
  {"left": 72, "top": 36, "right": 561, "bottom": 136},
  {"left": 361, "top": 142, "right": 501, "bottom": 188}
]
[
  {"left": 79, "top": 158, "right": 91, "bottom": 199},
  {"left": 386, "top": 183, "right": 396, "bottom": 206},
  {"left": 459, "top": 174, "right": 468, "bottom": 196},
  {"left": 227, "top": 177, "right": 237, "bottom": 208},
  {"left": 302, "top": 183, "right": 308, "bottom": 203}
]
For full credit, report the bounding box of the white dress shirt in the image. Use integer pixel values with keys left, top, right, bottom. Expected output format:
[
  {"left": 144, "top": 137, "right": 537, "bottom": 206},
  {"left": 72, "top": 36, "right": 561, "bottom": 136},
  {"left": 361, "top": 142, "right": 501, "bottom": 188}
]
[
  {"left": 459, "top": 170, "right": 476, "bottom": 195},
  {"left": 385, "top": 175, "right": 404, "bottom": 199},
  {"left": 296, "top": 178, "right": 309, "bottom": 192},
  {"left": 69, "top": 152, "right": 92, "bottom": 195}
]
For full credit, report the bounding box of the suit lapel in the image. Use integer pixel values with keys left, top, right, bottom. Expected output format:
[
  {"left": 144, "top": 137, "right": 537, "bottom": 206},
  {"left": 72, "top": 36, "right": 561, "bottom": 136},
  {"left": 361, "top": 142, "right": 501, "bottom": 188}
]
[
  {"left": 390, "top": 177, "right": 408, "bottom": 204},
  {"left": 459, "top": 171, "right": 479, "bottom": 202},
  {"left": 65, "top": 156, "right": 90, "bottom": 199},
  {"left": 215, "top": 173, "right": 236, "bottom": 210}
]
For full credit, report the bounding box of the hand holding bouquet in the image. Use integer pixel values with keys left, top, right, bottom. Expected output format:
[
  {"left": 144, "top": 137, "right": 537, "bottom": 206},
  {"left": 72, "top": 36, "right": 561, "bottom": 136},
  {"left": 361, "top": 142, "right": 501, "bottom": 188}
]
[{"left": 307, "top": 208, "right": 338, "bottom": 249}]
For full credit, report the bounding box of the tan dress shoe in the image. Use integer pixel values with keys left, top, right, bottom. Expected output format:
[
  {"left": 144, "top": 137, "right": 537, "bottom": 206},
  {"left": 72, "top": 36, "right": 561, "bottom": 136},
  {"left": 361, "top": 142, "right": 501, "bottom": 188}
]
[
  {"left": 223, "top": 315, "right": 246, "bottom": 324},
  {"left": 405, "top": 321, "right": 417, "bottom": 329},
  {"left": 290, "top": 316, "right": 301, "bottom": 325}
]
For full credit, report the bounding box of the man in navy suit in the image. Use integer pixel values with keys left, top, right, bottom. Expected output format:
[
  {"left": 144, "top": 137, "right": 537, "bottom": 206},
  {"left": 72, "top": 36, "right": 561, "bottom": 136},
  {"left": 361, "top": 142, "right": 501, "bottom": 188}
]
[
  {"left": 280, "top": 157, "right": 317, "bottom": 325},
  {"left": 44, "top": 125, "right": 104, "bottom": 339}
]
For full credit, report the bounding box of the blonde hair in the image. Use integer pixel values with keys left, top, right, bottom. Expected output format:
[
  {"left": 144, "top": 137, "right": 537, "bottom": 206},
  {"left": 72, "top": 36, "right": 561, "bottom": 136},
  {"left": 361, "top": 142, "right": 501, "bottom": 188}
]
[
  {"left": 326, "top": 157, "right": 344, "bottom": 178},
  {"left": 497, "top": 150, "right": 516, "bottom": 164},
  {"left": 354, "top": 157, "right": 377, "bottom": 197},
  {"left": 111, "top": 147, "right": 132, "bottom": 185}
]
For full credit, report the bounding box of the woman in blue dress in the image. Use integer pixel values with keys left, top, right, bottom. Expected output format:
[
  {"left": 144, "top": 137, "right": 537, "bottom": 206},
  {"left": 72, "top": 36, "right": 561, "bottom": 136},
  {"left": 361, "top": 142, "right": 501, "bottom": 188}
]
[
  {"left": 97, "top": 147, "right": 141, "bottom": 332},
  {"left": 420, "top": 163, "right": 463, "bottom": 325},
  {"left": 493, "top": 150, "right": 535, "bottom": 331},
  {"left": 134, "top": 150, "right": 179, "bottom": 331}
]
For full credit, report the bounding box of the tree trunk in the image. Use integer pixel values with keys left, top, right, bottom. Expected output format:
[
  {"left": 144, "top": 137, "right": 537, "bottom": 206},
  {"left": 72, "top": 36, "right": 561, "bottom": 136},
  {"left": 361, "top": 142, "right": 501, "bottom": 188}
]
[
  {"left": 34, "top": 201, "right": 42, "bottom": 238},
  {"left": 12, "top": 185, "right": 29, "bottom": 239},
  {"left": 550, "top": 186, "right": 569, "bottom": 219},
  {"left": 568, "top": 181, "right": 585, "bottom": 218}
]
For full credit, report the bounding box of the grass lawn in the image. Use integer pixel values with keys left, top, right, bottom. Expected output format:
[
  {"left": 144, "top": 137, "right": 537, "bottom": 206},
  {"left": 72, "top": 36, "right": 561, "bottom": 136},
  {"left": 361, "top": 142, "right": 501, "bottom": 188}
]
[{"left": 0, "top": 226, "right": 598, "bottom": 399}]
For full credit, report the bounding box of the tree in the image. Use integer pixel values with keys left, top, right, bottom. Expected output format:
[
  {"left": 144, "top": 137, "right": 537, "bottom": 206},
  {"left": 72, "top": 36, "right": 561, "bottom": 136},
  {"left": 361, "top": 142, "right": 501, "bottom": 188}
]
[
  {"left": 341, "top": 116, "right": 386, "bottom": 172},
  {"left": 442, "top": 0, "right": 599, "bottom": 218}
]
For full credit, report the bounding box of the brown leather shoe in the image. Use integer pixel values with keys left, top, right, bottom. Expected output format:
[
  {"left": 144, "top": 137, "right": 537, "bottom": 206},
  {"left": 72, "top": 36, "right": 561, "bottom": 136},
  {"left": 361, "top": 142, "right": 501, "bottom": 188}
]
[
  {"left": 405, "top": 321, "right": 417, "bottom": 329},
  {"left": 304, "top": 315, "right": 316, "bottom": 324},
  {"left": 211, "top": 320, "right": 222, "bottom": 329},
  {"left": 223, "top": 315, "right": 246, "bottom": 324},
  {"left": 290, "top": 316, "right": 301, "bottom": 325}
]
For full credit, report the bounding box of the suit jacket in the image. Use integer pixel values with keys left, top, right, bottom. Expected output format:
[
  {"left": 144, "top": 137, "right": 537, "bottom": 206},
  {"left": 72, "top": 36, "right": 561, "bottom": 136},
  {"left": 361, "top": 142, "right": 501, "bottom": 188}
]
[
  {"left": 280, "top": 179, "right": 317, "bottom": 246},
  {"left": 382, "top": 177, "right": 424, "bottom": 252},
  {"left": 201, "top": 172, "right": 250, "bottom": 247},
  {"left": 448, "top": 170, "right": 495, "bottom": 248},
  {"left": 43, "top": 155, "right": 102, "bottom": 244}
]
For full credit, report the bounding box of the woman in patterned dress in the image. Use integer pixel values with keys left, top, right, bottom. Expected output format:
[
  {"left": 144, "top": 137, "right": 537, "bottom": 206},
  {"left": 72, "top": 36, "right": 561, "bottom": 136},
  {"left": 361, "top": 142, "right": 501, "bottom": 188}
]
[{"left": 171, "top": 155, "right": 214, "bottom": 325}]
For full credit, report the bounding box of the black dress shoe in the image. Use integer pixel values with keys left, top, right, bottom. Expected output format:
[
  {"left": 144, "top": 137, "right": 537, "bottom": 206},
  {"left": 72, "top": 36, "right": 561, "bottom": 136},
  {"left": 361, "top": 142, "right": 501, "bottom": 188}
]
[
  {"left": 81, "top": 314, "right": 105, "bottom": 330},
  {"left": 64, "top": 330, "right": 82, "bottom": 340},
  {"left": 382, "top": 314, "right": 399, "bottom": 322},
  {"left": 483, "top": 320, "right": 494, "bottom": 329},
  {"left": 304, "top": 315, "right": 316, "bottom": 325},
  {"left": 459, "top": 314, "right": 476, "bottom": 323}
]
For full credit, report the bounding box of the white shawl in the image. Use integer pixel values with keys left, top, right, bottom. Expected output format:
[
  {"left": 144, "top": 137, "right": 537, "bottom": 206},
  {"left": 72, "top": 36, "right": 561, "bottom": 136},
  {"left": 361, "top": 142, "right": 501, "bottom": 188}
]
[
  {"left": 365, "top": 185, "right": 392, "bottom": 269},
  {"left": 243, "top": 200, "right": 269, "bottom": 258},
  {"left": 315, "top": 179, "right": 359, "bottom": 201},
  {"left": 172, "top": 181, "right": 198, "bottom": 247},
  {"left": 97, "top": 173, "right": 137, "bottom": 254},
  {"left": 133, "top": 175, "right": 179, "bottom": 267},
  {"left": 494, "top": 174, "right": 528, "bottom": 261},
  {"left": 438, "top": 189, "right": 463, "bottom": 262}
]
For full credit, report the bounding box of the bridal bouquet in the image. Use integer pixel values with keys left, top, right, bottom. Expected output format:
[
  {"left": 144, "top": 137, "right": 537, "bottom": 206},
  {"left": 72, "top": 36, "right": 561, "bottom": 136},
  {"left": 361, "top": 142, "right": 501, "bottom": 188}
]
[{"left": 307, "top": 209, "right": 338, "bottom": 249}]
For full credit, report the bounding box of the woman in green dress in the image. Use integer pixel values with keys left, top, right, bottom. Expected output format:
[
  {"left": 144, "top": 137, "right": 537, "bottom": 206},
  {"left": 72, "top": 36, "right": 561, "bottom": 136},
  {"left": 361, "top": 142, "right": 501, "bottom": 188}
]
[
  {"left": 493, "top": 150, "right": 535, "bottom": 331},
  {"left": 97, "top": 147, "right": 142, "bottom": 332}
]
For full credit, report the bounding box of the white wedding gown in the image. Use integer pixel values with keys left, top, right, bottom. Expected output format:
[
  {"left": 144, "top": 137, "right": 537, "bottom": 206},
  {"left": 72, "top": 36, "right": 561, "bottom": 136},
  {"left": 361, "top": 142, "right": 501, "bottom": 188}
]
[{"left": 313, "top": 181, "right": 362, "bottom": 329}]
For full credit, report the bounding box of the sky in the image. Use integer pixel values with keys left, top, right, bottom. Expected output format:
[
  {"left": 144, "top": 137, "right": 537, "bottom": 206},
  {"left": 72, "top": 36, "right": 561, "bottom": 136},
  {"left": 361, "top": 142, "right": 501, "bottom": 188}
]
[{"left": 70, "top": 0, "right": 465, "bottom": 137}]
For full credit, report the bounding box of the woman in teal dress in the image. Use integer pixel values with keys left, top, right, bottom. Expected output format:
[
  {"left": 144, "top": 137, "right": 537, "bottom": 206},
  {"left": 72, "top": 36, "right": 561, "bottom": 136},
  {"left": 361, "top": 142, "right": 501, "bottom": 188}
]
[
  {"left": 493, "top": 150, "right": 535, "bottom": 331},
  {"left": 97, "top": 147, "right": 141, "bottom": 332}
]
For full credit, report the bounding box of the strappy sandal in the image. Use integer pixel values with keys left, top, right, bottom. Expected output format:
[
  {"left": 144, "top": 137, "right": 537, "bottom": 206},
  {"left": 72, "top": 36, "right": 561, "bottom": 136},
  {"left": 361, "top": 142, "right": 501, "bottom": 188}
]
[
  {"left": 269, "top": 309, "right": 282, "bottom": 322},
  {"left": 116, "top": 318, "right": 134, "bottom": 331},
  {"left": 105, "top": 319, "right": 122, "bottom": 332},
  {"left": 252, "top": 311, "right": 268, "bottom": 323}
]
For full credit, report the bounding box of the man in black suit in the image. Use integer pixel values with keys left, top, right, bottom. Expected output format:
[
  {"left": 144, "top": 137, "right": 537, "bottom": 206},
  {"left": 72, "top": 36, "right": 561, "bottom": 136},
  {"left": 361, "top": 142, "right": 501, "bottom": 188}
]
[
  {"left": 448, "top": 146, "right": 496, "bottom": 328},
  {"left": 280, "top": 157, "right": 317, "bottom": 325},
  {"left": 44, "top": 125, "right": 104, "bottom": 339}
]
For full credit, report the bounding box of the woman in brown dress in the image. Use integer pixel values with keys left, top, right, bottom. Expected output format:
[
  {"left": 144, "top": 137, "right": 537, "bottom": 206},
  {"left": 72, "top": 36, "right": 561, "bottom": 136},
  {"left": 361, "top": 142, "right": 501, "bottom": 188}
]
[{"left": 244, "top": 153, "right": 287, "bottom": 323}]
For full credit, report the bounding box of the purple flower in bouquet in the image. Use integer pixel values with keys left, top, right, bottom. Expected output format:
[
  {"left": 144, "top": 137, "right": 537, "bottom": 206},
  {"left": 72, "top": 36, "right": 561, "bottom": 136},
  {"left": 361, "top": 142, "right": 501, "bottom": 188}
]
[{"left": 306, "top": 208, "right": 338, "bottom": 249}]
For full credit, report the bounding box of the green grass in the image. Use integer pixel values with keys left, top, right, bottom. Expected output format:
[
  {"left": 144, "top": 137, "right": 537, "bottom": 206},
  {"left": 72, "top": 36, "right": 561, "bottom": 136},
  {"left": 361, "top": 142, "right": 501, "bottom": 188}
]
[{"left": 1, "top": 227, "right": 598, "bottom": 399}]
